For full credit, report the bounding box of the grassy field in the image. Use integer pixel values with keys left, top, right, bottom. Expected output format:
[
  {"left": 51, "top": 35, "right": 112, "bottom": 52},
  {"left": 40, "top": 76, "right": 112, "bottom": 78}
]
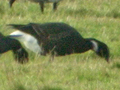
[{"left": 0, "top": 0, "right": 120, "bottom": 90}]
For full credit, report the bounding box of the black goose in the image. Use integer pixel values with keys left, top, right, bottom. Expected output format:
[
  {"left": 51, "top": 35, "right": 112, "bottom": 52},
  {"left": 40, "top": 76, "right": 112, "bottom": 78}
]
[
  {"left": 9, "top": 0, "right": 61, "bottom": 12},
  {"left": 8, "top": 22, "right": 110, "bottom": 62},
  {"left": 0, "top": 33, "right": 29, "bottom": 64}
]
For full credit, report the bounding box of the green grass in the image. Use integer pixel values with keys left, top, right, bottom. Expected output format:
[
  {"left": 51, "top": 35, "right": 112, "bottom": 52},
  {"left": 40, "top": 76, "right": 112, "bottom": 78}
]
[{"left": 0, "top": 0, "right": 120, "bottom": 90}]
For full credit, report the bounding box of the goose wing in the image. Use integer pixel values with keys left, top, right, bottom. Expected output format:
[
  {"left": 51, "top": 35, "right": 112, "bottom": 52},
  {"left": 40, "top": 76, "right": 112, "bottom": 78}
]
[
  {"left": 8, "top": 22, "right": 84, "bottom": 45},
  {"left": 8, "top": 23, "right": 40, "bottom": 39},
  {"left": 31, "top": 23, "right": 70, "bottom": 38}
]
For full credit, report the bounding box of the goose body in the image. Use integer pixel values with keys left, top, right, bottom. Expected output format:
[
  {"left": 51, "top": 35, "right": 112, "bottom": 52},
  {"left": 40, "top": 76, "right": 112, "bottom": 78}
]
[
  {"left": 9, "top": 0, "right": 62, "bottom": 12},
  {"left": 0, "top": 33, "right": 29, "bottom": 63},
  {"left": 9, "top": 22, "right": 110, "bottom": 62}
]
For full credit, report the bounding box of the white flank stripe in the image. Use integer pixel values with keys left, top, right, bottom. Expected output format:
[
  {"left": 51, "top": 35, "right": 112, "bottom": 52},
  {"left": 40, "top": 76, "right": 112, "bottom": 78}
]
[{"left": 10, "top": 31, "right": 42, "bottom": 54}]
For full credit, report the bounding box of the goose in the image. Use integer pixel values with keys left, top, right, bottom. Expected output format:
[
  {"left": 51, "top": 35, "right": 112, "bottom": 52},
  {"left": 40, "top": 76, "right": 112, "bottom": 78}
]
[
  {"left": 0, "top": 32, "right": 29, "bottom": 64},
  {"left": 9, "top": 0, "right": 62, "bottom": 12},
  {"left": 8, "top": 22, "right": 110, "bottom": 62}
]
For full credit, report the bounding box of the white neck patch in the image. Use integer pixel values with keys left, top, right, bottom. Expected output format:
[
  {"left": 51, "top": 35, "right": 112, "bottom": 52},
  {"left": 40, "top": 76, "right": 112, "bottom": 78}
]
[{"left": 90, "top": 40, "right": 98, "bottom": 52}]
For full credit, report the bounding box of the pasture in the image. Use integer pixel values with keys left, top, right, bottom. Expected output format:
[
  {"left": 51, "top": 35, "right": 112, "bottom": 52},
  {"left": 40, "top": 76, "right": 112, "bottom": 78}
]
[{"left": 0, "top": 0, "right": 120, "bottom": 90}]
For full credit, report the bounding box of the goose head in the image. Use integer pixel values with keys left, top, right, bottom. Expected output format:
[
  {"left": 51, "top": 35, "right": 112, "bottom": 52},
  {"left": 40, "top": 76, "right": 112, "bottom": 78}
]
[{"left": 89, "top": 38, "right": 110, "bottom": 62}]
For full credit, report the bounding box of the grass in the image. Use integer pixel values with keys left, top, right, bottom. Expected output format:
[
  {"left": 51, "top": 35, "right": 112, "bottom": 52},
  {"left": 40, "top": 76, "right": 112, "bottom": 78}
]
[{"left": 0, "top": 0, "right": 120, "bottom": 90}]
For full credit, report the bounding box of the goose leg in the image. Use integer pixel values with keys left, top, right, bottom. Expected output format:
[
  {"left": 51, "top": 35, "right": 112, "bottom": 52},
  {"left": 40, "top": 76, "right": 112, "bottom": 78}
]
[
  {"left": 9, "top": 0, "right": 16, "bottom": 7},
  {"left": 53, "top": 2, "right": 57, "bottom": 11},
  {"left": 39, "top": 1, "right": 44, "bottom": 13}
]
